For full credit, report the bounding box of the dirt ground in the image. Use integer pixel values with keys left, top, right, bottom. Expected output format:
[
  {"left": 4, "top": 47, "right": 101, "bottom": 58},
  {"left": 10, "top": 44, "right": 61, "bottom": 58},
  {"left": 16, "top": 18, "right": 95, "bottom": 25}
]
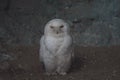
[{"left": 0, "top": 44, "right": 120, "bottom": 80}]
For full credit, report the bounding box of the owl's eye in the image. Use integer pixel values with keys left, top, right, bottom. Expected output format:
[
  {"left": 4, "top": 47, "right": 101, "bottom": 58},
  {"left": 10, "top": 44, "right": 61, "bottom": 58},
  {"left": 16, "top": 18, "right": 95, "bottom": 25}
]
[
  {"left": 60, "top": 25, "right": 64, "bottom": 28},
  {"left": 50, "top": 26, "right": 54, "bottom": 28}
]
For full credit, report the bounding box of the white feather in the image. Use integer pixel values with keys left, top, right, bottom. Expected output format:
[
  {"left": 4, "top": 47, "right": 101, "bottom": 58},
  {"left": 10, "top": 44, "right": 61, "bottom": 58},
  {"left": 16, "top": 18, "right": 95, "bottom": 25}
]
[{"left": 39, "top": 19, "right": 74, "bottom": 75}]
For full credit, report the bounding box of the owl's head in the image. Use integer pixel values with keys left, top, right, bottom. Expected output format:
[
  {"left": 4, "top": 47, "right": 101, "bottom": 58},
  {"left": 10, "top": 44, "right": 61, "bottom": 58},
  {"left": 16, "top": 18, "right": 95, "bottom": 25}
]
[{"left": 44, "top": 19, "right": 70, "bottom": 37}]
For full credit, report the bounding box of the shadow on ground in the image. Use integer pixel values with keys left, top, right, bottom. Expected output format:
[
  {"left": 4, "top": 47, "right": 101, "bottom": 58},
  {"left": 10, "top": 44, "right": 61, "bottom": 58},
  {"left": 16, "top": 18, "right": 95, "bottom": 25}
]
[{"left": 0, "top": 45, "right": 120, "bottom": 80}]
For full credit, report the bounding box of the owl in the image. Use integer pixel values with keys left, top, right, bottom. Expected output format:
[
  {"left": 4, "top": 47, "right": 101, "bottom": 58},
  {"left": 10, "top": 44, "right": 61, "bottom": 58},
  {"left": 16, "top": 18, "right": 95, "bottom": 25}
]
[{"left": 39, "top": 19, "right": 74, "bottom": 75}]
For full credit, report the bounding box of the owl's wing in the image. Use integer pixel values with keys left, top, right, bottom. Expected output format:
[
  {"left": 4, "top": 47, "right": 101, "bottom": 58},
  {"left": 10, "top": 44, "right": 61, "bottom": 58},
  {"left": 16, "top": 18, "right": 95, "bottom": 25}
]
[
  {"left": 39, "top": 36, "right": 45, "bottom": 62},
  {"left": 57, "top": 35, "right": 73, "bottom": 55}
]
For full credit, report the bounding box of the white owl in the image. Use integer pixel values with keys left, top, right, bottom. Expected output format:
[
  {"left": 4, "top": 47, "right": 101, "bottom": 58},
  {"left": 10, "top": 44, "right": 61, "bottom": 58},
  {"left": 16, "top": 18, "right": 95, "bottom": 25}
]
[{"left": 39, "top": 19, "right": 74, "bottom": 75}]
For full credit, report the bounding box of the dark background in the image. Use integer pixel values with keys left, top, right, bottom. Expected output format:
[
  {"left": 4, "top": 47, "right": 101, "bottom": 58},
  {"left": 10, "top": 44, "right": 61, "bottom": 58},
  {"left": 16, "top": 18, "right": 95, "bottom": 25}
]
[
  {"left": 0, "top": 0, "right": 120, "bottom": 80},
  {"left": 0, "top": 0, "right": 120, "bottom": 46}
]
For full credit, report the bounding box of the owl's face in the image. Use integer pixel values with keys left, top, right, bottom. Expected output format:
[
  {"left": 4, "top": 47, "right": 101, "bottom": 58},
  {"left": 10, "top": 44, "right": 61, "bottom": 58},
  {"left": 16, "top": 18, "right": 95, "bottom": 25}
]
[{"left": 44, "top": 19, "right": 70, "bottom": 37}]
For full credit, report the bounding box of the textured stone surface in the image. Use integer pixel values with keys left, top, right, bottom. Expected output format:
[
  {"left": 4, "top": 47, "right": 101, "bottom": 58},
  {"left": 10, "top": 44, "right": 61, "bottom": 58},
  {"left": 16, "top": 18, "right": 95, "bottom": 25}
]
[
  {"left": 0, "top": 0, "right": 120, "bottom": 46},
  {"left": 79, "top": 22, "right": 111, "bottom": 46}
]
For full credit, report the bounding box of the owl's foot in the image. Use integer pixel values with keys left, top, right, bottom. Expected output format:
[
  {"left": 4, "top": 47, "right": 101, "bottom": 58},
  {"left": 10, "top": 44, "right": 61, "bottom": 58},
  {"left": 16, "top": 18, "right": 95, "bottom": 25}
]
[
  {"left": 58, "top": 72, "right": 67, "bottom": 76},
  {"left": 45, "top": 72, "right": 57, "bottom": 76}
]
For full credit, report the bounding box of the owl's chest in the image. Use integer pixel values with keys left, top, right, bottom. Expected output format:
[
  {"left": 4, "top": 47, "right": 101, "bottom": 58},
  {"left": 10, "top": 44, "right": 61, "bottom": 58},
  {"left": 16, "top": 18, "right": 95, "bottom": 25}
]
[{"left": 45, "top": 36, "right": 64, "bottom": 52}]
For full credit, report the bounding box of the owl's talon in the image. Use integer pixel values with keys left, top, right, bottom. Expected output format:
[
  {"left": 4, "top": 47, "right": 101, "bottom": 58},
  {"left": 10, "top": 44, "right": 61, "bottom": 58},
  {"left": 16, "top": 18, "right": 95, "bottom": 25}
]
[
  {"left": 45, "top": 72, "right": 57, "bottom": 76},
  {"left": 59, "top": 72, "right": 67, "bottom": 76}
]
